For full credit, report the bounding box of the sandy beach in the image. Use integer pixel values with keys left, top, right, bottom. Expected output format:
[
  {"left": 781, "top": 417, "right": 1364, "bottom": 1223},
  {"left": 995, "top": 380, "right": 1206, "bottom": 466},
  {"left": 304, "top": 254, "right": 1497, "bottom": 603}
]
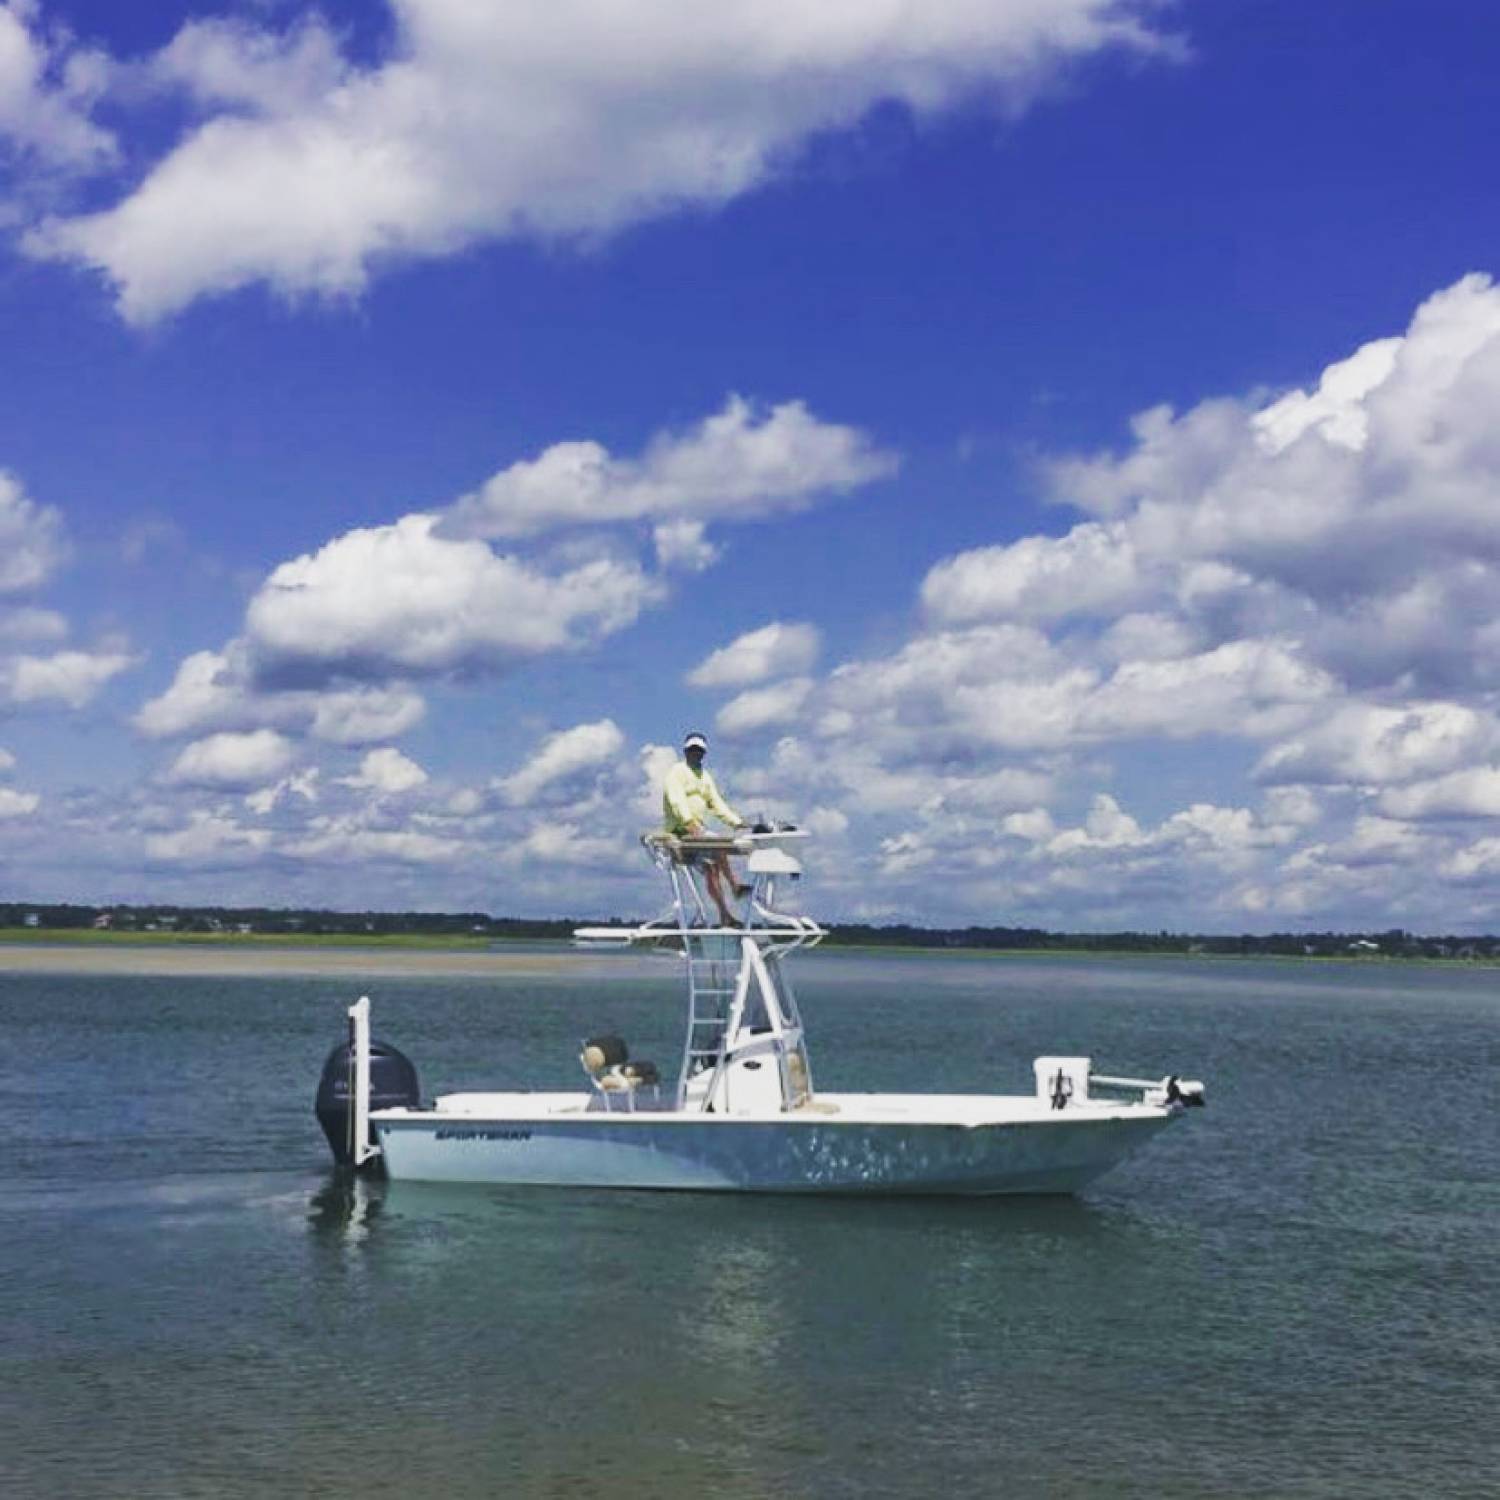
[{"left": 0, "top": 942, "right": 588, "bottom": 979}]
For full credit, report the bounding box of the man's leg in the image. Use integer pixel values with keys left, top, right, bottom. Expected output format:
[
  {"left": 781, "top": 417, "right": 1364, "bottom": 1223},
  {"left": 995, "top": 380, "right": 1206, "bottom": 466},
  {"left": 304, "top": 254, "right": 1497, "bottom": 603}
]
[{"left": 704, "top": 859, "right": 738, "bottom": 925}]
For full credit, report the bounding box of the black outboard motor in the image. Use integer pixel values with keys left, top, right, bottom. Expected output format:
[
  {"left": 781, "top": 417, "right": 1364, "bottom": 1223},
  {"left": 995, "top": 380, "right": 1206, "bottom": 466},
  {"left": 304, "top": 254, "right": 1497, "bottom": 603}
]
[{"left": 315, "top": 1037, "right": 420, "bottom": 1169}]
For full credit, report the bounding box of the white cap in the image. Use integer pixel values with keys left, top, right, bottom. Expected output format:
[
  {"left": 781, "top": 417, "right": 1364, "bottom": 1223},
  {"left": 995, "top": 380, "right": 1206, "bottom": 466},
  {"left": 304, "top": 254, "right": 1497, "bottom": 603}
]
[{"left": 683, "top": 732, "right": 708, "bottom": 751}]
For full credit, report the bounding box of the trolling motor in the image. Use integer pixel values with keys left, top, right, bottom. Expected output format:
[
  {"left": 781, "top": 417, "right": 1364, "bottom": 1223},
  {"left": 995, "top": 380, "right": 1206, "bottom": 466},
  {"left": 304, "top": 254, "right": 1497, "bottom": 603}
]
[
  {"left": 314, "top": 996, "right": 420, "bottom": 1170},
  {"left": 1035, "top": 1058, "right": 1207, "bottom": 1112}
]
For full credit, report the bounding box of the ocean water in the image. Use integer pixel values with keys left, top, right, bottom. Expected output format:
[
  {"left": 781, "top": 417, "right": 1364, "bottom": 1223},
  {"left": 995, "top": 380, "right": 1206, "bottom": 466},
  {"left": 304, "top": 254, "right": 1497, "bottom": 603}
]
[{"left": 2, "top": 950, "right": 1496, "bottom": 1499}]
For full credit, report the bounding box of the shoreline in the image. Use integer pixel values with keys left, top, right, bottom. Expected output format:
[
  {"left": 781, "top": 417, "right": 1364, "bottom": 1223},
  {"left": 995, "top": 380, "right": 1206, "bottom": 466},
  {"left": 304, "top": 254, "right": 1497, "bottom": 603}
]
[
  {"left": 0, "top": 938, "right": 1492, "bottom": 977},
  {"left": 0, "top": 941, "right": 584, "bottom": 978}
]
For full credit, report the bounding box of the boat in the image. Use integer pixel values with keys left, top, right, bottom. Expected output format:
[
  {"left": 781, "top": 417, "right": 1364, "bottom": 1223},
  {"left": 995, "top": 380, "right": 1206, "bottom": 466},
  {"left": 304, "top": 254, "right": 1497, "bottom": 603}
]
[{"left": 314, "top": 827, "right": 1204, "bottom": 1193}]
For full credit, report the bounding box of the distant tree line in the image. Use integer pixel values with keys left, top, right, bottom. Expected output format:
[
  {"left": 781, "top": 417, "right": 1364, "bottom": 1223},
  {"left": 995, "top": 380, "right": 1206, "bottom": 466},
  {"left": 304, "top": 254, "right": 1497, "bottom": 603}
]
[
  {"left": 0, "top": 902, "right": 578, "bottom": 940},
  {"left": 0, "top": 903, "right": 1495, "bottom": 959}
]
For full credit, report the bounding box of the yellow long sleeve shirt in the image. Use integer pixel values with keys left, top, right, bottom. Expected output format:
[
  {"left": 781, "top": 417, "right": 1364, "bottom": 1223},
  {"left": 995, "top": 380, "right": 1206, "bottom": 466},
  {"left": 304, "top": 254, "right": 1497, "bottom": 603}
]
[{"left": 662, "top": 760, "right": 743, "bottom": 835}]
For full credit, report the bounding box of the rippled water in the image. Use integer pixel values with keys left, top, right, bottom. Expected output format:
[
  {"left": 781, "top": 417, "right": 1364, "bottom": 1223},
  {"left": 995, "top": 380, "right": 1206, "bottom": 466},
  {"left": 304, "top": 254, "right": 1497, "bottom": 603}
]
[{"left": 2, "top": 951, "right": 1496, "bottom": 1498}]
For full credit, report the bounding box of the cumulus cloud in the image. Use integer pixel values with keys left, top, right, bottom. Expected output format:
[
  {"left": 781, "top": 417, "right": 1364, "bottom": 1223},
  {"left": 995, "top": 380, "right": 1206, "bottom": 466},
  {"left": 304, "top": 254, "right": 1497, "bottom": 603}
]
[
  {"left": 0, "top": 646, "right": 136, "bottom": 708},
  {"left": 499, "top": 719, "right": 624, "bottom": 806},
  {"left": 340, "top": 746, "right": 428, "bottom": 795},
  {"left": 165, "top": 729, "right": 296, "bottom": 788},
  {"left": 139, "top": 397, "right": 880, "bottom": 745},
  {"left": 145, "top": 810, "right": 272, "bottom": 863},
  {"left": 669, "top": 278, "right": 1500, "bottom": 926},
  {"left": 444, "top": 397, "right": 894, "bottom": 540},
  {"left": 653, "top": 520, "right": 721, "bottom": 574},
  {"left": 0, "top": 471, "right": 66, "bottom": 592},
  {"left": 284, "top": 817, "right": 463, "bottom": 866},
  {"left": 0, "top": 2, "right": 114, "bottom": 175},
  {"left": 22, "top": 0, "right": 1171, "bottom": 322},
  {"left": 1255, "top": 701, "right": 1497, "bottom": 788},
  {"left": 923, "top": 523, "right": 1146, "bottom": 625},
  {"left": 244, "top": 767, "right": 319, "bottom": 815},
  {"left": 243, "top": 514, "right": 660, "bottom": 685},
  {"left": 1378, "top": 767, "right": 1500, "bottom": 821},
  {"left": 135, "top": 647, "right": 428, "bottom": 744},
  {"left": 149, "top": 15, "right": 346, "bottom": 116},
  {"left": 717, "top": 677, "right": 814, "bottom": 736},
  {"left": 688, "top": 620, "right": 821, "bottom": 689},
  {"left": 914, "top": 277, "right": 1500, "bottom": 705},
  {"left": 0, "top": 606, "right": 66, "bottom": 642},
  {"left": 503, "top": 822, "right": 632, "bottom": 871},
  {"left": 0, "top": 784, "right": 38, "bottom": 816}
]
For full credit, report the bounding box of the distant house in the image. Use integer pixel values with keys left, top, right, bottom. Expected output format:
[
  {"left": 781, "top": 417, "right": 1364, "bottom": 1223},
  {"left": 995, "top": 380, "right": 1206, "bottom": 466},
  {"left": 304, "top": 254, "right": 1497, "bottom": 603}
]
[
  {"left": 92, "top": 913, "right": 113, "bottom": 929},
  {"left": 23, "top": 913, "right": 39, "bottom": 928},
  {"left": 1347, "top": 939, "right": 1379, "bottom": 953}
]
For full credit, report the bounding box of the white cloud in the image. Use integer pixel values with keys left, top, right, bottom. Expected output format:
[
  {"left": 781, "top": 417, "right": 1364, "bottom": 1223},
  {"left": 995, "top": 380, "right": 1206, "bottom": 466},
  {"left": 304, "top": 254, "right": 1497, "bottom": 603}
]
[
  {"left": 442, "top": 397, "right": 895, "bottom": 540},
  {"left": 1077, "top": 641, "right": 1336, "bottom": 741},
  {"left": 1442, "top": 837, "right": 1500, "bottom": 883},
  {"left": 1251, "top": 337, "right": 1401, "bottom": 454},
  {"left": 922, "top": 522, "right": 1146, "bottom": 626},
  {"left": 284, "top": 817, "right": 462, "bottom": 866},
  {"left": 134, "top": 647, "right": 428, "bottom": 744},
  {"left": 716, "top": 676, "right": 814, "bottom": 736},
  {"left": 150, "top": 15, "right": 346, "bottom": 116},
  {"left": 0, "top": 471, "right": 66, "bottom": 593},
  {"left": 1255, "top": 702, "right": 1496, "bottom": 788},
  {"left": 504, "top": 822, "right": 631, "bottom": 871},
  {"left": 688, "top": 621, "right": 821, "bottom": 688},
  {"left": 653, "top": 519, "right": 721, "bottom": 573},
  {"left": 0, "top": 2, "right": 115, "bottom": 173},
  {"left": 1379, "top": 767, "right": 1500, "bottom": 821},
  {"left": 244, "top": 513, "right": 661, "bottom": 684},
  {"left": 145, "top": 810, "right": 272, "bottom": 863},
  {"left": 165, "top": 729, "right": 295, "bottom": 788},
  {"left": 1262, "top": 785, "right": 1322, "bottom": 828},
  {"left": 135, "top": 650, "right": 250, "bottom": 738},
  {"left": 500, "top": 719, "right": 624, "bottom": 806},
  {"left": 915, "top": 277, "right": 1500, "bottom": 706},
  {"left": 308, "top": 686, "right": 427, "bottom": 744},
  {"left": 0, "top": 784, "right": 38, "bottom": 816},
  {"left": 0, "top": 606, "right": 66, "bottom": 642},
  {"left": 23, "top": 0, "right": 1171, "bottom": 322},
  {"left": 1002, "top": 807, "right": 1055, "bottom": 843},
  {"left": 341, "top": 746, "right": 429, "bottom": 795},
  {"left": 244, "top": 767, "right": 319, "bottom": 815},
  {"left": 0, "top": 646, "right": 136, "bottom": 708},
  {"left": 1046, "top": 793, "right": 1145, "bottom": 855},
  {"left": 637, "top": 742, "right": 680, "bottom": 822}
]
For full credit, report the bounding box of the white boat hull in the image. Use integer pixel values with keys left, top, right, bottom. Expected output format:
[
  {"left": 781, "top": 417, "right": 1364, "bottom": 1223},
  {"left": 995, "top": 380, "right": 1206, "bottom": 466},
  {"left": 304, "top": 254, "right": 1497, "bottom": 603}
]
[{"left": 373, "top": 1095, "right": 1180, "bottom": 1195}]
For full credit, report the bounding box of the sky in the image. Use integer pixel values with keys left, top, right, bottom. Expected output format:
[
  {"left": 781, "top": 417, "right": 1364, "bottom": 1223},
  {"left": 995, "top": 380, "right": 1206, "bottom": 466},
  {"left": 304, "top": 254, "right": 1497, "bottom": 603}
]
[{"left": 1, "top": 0, "right": 1499, "bottom": 930}]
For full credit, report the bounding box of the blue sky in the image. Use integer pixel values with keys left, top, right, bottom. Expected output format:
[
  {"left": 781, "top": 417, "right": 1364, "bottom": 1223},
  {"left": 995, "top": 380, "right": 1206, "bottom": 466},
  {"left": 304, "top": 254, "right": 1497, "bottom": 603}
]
[{"left": 2, "top": 0, "right": 1499, "bottom": 928}]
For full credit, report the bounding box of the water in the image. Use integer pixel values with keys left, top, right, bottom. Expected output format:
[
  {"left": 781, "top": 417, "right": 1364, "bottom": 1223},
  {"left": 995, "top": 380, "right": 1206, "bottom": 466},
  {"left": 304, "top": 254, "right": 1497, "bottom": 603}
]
[{"left": 2, "top": 951, "right": 1497, "bottom": 1498}]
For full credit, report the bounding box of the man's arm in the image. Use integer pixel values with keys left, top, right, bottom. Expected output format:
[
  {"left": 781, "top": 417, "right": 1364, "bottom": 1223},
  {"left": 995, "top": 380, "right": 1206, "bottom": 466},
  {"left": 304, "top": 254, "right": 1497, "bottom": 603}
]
[{"left": 702, "top": 770, "right": 744, "bottom": 829}]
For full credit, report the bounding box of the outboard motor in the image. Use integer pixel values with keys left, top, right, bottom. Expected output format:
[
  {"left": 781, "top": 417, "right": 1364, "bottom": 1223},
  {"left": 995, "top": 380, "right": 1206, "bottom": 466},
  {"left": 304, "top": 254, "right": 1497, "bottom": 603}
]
[{"left": 315, "top": 1036, "right": 420, "bottom": 1168}]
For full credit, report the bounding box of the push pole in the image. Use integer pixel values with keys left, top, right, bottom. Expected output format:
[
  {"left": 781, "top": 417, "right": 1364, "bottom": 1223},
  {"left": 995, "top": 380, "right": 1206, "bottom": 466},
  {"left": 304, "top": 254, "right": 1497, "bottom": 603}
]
[{"left": 348, "top": 995, "right": 378, "bottom": 1167}]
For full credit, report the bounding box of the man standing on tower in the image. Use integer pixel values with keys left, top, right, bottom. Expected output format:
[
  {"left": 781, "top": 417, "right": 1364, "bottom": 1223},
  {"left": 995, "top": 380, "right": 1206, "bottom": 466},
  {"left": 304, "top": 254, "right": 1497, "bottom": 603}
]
[{"left": 662, "top": 732, "right": 749, "bottom": 925}]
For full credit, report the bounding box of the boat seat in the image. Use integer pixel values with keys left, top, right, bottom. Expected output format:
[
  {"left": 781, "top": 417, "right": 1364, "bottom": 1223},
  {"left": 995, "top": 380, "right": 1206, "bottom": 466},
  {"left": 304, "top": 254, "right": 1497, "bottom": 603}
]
[
  {"left": 580, "top": 1034, "right": 662, "bottom": 1112},
  {"left": 643, "top": 831, "right": 743, "bottom": 865}
]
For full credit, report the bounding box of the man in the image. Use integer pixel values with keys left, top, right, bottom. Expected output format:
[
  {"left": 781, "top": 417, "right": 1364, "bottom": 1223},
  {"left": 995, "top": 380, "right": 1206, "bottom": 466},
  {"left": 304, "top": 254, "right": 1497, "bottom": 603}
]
[{"left": 662, "top": 731, "right": 749, "bottom": 925}]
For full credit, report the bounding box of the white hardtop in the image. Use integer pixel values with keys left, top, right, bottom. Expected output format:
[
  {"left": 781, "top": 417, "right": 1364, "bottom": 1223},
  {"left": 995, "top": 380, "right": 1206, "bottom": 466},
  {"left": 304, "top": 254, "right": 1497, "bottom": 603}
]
[{"left": 570, "top": 826, "right": 824, "bottom": 1116}]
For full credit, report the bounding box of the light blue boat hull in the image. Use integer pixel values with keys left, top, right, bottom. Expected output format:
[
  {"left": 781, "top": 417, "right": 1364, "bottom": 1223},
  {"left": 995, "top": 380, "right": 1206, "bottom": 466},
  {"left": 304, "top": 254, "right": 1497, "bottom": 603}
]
[{"left": 374, "top": 1105, "right": 1178, "bottom": 1194}]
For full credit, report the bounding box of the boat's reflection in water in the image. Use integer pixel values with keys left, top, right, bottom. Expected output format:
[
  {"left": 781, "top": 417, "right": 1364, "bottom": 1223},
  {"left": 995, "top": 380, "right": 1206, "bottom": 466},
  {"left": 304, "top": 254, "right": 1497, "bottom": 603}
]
[
  {"left": 306, "top": 1170, "right": 386, "bottom": 1246},
  {"left": 301, "top": 1173, "right": 1159, "bottom": 1490}
]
